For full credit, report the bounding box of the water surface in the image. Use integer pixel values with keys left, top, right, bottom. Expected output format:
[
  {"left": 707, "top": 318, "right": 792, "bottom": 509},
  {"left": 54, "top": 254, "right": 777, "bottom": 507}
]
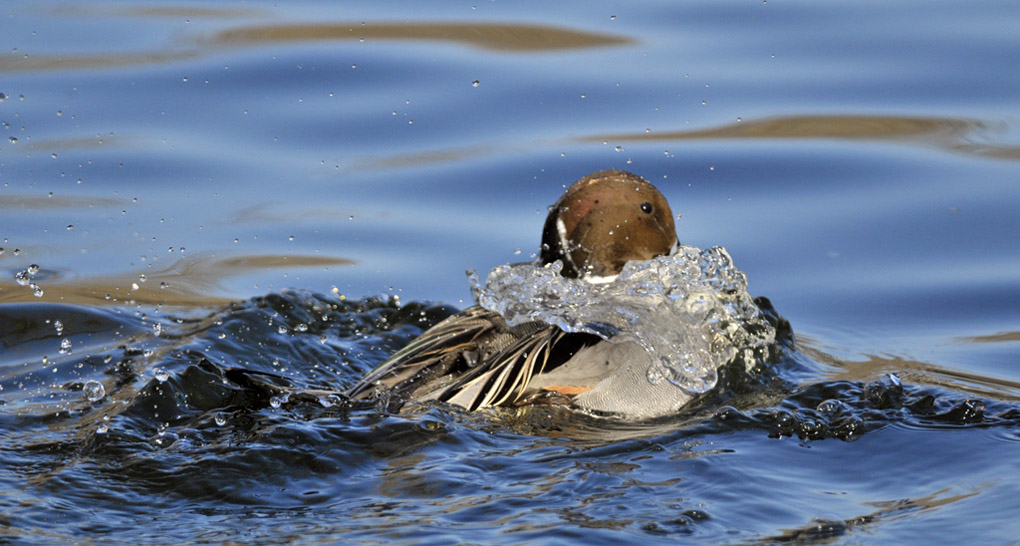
[{"left": 2, "top": 1, "right": 1019, "bottom": 544}]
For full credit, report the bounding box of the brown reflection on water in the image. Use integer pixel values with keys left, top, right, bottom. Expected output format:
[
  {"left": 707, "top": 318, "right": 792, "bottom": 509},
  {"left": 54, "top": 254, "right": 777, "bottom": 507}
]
[
  {"left": 587, "top": 114, "right": 1020, "bottom": 161},
  {"left": 349, "top": 113, "right": 1020, "bottom": 172},
  {"left": 206, "top": 22, "right": 631, "bottom": 52},
  {"left": 0, "top": 253, "right": 354, "bottom": 307},
  {"left": 0, "top": 194, "right": 126, "bottom": 210},
  {"left": 0, "top": 17, "right": 629, "bottom": 73},
  {"left": 958, "top": 331, "right": 1020, "bottom": 344},
  {"left": 0, "top": 51, "right": 201, "bottom": 73},
  {"left": 801, "top": 343, "right": 1020, "bottom": 403}
]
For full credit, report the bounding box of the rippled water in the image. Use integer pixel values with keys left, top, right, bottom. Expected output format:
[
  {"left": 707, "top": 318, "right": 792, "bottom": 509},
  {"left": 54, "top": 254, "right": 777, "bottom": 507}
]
[{"left": 2, "top": 1, "right": 1019, "bottom": 544}]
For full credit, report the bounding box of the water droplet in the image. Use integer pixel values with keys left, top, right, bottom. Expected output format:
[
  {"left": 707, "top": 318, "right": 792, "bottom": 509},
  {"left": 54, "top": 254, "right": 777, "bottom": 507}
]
[
  {"left": 7, "top": 137, "right": 16, "bottom": 144},
  {"left": 32, "top": 284, "right": 44, "bottom": 298},
  {"left": 269, "top": 394, "right": 288, "bottom": 409},
  {"left": 27, "top": 264, "right": 40, "bottom": 275},
  {"left": 131, "top": 283, "right": 140, "bottom": 291},
  {"left": 214, "top": 413, "right": 228, "bottom": 426},
  {"left": 96, "top": 424, "right": 109, "bottom": 434},
  {"left": 471, "top": 80, "right": 480, "bottom": 87},
  {"left": 288, "top": 235, "right": 295, "bottom": 241},
  {"left": 277, "top": 326, "right": 288, "bottom": 334},
  {"left": 83, "top": 380, "right": 105, "bottom": 402},
  {"left": 66, "top": 224, "right": 74, "bottom": 230},
  {"left": 295, "top": 323, "right": 309, "bottom": 332},
  {"left": 59, "top": 338, "right": 72, "bottom": 354},
  {"left": 513, "top": 248, "right": 522, "bottom": 255},
  {"left": 54, "top": 320, "right": 63, "bottom": 334},
  {"left": 153, "top": 368, "right": 169, "bottom": 382},
  {"left": 152, "top": 323, "right": 162, "bottom": 337},
  {"left": 318, "top": 394, "right": 344, "bottom": 408}
]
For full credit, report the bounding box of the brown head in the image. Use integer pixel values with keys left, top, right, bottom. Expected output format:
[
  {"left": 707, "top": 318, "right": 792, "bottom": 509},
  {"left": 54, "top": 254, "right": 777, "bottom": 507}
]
[{"left": 540, "top": 170, "right": 678, "bottom": 280}]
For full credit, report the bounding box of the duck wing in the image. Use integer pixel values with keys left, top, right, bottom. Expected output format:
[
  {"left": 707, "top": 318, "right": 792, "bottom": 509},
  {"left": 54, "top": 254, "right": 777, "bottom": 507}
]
[{"left": 347, "top": 305, "right": 600, "bottom": 411}]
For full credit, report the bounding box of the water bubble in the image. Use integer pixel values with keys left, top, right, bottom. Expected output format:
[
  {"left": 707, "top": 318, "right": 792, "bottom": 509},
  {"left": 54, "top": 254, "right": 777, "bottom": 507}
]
[
  {"left": 153, "top": 368, "right": 169, "bottom": 382},
  {"left": 83, "top": 380, "right": 105, "bottom": 402}
]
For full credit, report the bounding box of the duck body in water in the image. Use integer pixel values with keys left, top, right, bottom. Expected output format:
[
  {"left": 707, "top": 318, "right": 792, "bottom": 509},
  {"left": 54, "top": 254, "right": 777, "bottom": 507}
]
[{"left": 347, "top": 170, "right": 788, "bottom": 419}]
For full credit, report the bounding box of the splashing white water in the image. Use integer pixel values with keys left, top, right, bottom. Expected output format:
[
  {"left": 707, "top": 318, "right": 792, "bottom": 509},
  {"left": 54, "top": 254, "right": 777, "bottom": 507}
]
[{"left": 468, "top": 245, "right": 775, "bottom": 393}]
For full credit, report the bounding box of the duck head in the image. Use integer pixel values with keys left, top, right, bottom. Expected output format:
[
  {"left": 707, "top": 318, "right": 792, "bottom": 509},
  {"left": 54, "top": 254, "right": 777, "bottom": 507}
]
[{"left": 540, "top": 170, "right": 678, "bottom": 281}]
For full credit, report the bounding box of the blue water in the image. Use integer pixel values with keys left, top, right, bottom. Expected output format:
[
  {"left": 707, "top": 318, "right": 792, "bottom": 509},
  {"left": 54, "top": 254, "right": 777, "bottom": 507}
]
[{"left": 2, "top": 1, "right": 1019, "bottom": 544}]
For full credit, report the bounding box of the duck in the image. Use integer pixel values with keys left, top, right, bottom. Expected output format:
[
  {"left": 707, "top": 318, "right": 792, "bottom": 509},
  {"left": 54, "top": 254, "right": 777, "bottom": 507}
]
[{"left": 346, "top": 169, "right": 713, "bottom": 419}]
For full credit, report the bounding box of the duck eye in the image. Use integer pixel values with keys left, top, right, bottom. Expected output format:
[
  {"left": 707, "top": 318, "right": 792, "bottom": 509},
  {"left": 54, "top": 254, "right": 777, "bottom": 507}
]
[{"left": 640, "top": 202, "right": 653, "bottom": 214}]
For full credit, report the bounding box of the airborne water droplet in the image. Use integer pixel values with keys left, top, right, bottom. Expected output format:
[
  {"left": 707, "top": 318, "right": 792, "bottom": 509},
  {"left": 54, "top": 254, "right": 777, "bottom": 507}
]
[
  {"left": 83, "top": 379, "right": 105, "bottom": 402},
  {"left": 153, "top": 368, "right": 169, "bottom": 382}
]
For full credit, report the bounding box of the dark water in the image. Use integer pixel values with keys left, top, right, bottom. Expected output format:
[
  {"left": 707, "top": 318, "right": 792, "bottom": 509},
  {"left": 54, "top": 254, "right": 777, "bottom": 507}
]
[{"left": 2, "top": 1, "right": 1019, "bottom": 544}]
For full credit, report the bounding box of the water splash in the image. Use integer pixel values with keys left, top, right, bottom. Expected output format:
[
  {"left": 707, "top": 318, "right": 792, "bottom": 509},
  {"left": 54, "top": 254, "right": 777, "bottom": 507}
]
[{"left": 469, "top": 245, "right": 775, "bottom": 393}]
